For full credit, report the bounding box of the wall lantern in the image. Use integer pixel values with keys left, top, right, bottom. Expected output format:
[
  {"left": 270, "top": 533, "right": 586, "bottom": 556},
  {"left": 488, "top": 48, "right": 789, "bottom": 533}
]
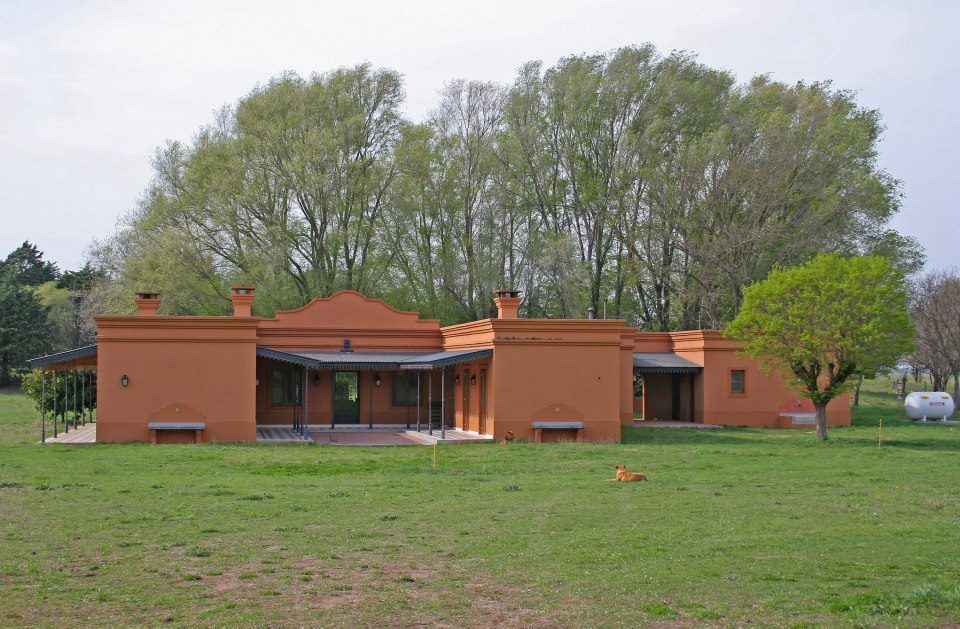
[
  {"left": 120, "top": 374, "right": 129, "bottom": 387},
  {"left": 374, "top": 373, "right": 382, "bottom": 387},
  {"left": 314, "top": 372, "right": 321, "bottom": 386},
  {"left": 470, "top": 374, "right": 477, "bottom": 385},
  {"left": 454, "top": 374, "right": 461, "bottom": 385}
]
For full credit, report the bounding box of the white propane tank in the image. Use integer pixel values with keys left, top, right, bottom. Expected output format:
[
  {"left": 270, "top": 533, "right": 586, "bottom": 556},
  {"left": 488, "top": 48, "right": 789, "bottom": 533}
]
[{"left": 904, "top": 392, "right": 955, "bottom": 421}]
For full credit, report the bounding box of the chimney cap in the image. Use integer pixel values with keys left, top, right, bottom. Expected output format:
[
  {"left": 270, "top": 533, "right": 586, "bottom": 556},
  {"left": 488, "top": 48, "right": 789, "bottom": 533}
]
[
  {"left": 494, "top": 289, "right": 522, "bottom": 299},
  {"left": 135, "top": 291, "right": 160, "bottom": 300},
  {"left": 230, "top": 285, "right": 256, "bottom": 295}
]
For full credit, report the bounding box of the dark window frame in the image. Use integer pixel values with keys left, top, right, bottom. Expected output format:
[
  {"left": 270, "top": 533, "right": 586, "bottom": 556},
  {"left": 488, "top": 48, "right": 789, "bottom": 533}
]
[
  {"left": 270, "top": 368, "right": 302, "bottom": 406},
  {"left": 391, "top": 371, "right": 419, "bottom": 407},
  {"left": 730, "top": 369, "right": 746, "bottom": 396}
]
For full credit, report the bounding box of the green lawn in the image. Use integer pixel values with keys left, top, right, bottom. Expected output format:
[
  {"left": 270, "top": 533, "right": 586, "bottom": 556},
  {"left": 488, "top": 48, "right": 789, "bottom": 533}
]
[{"left": 1, "top": 380, "right": 959, "bottom": 626}]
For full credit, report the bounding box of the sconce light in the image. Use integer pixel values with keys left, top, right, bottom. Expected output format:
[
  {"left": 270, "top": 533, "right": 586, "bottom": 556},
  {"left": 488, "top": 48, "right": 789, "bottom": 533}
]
[
  {"left": 255, "top": 378, "right": 260, "bottom": 387},
  {"left": 374, "top": 373, "right": 382, "bottom": 387},
  {"left": 314, "top": 372, "right": 321, "bottom": 386},
  {"left": 470, "top": 374, "right": 477, "bottom": 385},
  {"left": 454, "top": 374, "right": 461, "bottom": 385},
  {"left": 120, "top": 374, "right": 129, "bottom": 387}
]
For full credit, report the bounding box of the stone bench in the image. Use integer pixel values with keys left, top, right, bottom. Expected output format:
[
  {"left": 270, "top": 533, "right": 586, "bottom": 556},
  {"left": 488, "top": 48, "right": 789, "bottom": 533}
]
[
  {"left": 148, "top": 422, "right": 205, "bottom": 444},
  {"left": 531, "top": 421, "right": 584, "bottom": 443},
  {"left": 779, "top": 413, "right": 816, "bottom": 426}
]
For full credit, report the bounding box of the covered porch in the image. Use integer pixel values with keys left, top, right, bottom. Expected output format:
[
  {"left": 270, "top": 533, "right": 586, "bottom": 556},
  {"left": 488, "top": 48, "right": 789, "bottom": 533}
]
[
  {"left": 632, "top": 352, "right": 703, "bottom": 423},
  {"left": 254, "top": 346, "right": 493, "bottom": 443},
  {"left": 26, "top": 345, "right": 99, "bottom": 444}
]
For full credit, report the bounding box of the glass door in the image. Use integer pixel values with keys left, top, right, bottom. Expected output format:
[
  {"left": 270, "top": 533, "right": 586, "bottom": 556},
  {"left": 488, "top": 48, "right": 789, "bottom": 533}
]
[{"left": 333, "top": 371, "right": 360, "bottom": 423}]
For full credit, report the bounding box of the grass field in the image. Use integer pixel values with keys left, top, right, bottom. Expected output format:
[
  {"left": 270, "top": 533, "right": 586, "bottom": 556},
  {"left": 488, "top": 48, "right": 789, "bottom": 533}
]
[{"left": 2, "top": 379, "right": 959, "bottom": 627}]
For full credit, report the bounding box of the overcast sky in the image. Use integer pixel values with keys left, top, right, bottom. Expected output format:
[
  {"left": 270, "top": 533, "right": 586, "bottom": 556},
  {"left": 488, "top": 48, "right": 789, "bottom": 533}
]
[{"left": 1, "top": 0, "right": 957, "bottom": 272}]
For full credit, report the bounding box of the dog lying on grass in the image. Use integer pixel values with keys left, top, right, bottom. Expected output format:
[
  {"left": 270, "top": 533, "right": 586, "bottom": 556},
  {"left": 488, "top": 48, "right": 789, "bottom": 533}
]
[{"left": 608, "top": 464, "right": 647, "bottom": 482}]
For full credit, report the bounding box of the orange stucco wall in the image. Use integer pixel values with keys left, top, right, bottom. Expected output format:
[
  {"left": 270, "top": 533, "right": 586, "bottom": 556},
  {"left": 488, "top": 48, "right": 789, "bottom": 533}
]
[
  {"left": 665, "top": 330, "right": 850, "bottom": 428},
  {"left": 86, "top": 290, "right": 850, "bottom": 445},
  {"left": 94, "top": 316, "right": 259, "bottom": 443}
]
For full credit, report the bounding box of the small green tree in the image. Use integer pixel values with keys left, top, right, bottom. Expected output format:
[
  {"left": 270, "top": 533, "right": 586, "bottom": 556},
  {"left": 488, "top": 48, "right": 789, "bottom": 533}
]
[{"left": 725, "top": 254, "right": 914, "bottom": 440}]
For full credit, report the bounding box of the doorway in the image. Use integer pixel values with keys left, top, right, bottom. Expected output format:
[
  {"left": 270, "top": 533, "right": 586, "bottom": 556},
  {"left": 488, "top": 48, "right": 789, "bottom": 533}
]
[
  {"left": 671, "top": 374, "right": 683, "bottom": 421},
  {"left": 333, "top": 371, "right": 360, "bottom": 423}
]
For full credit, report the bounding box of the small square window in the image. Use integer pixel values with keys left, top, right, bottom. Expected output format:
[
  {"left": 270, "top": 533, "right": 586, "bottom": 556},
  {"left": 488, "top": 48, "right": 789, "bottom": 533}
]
[{"left": 730, "top": 370, "right": 746, "bottom": 395}]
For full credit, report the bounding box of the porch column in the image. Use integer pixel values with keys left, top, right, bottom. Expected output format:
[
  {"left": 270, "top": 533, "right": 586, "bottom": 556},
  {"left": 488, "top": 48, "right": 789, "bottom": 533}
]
[
  {"left": 40, "top": 371, "right": 46, "bottom": 444},
  {"left": 303, "top": 368, "right": 309, "bottom": 438},
  {"left": 416, "top": 371, "right": 421, "bottom": 431},
  {"left": 405, "top": 373, "right": 411, "bottom": 430},
  {"left": 80, "top": 371, "right": 85, "bottom": 426},
  {"left": 440, "top": 368, "right": 446, "bottom": 439},
  {"left": 63, "top": 370, "right": 68, "bottom": 433},
  {"left": 368, "top": 371, "right": 373, "bottom": 430},
  {"left": 72, "top": 370, "right": 77, "bottom": 429},
  {"left": 52, "top": 372, "right": 58, "bottom": 438},
  {"left": 428, "top": 371, "right": 433, "bottom": 435}
]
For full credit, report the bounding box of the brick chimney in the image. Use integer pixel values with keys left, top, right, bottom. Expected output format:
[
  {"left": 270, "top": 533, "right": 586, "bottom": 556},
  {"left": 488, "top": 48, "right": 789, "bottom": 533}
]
[
  {"left": 230, "top": 286, "right": 255, "bottom": 317},
  {"left": 493, "top": 289, "right": 522, "bottom": 319},
  {"left": 134, "top": 291, "right": 160, "bottom": 316}
]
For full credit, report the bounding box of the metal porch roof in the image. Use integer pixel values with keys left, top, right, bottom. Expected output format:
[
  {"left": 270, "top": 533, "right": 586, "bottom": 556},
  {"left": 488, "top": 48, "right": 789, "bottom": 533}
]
[
  {"left": 398, "top": 348, "right": 492, "bottom": 370},
  {"left": 256, "top": 347, "right": 491, "bottom": 370},
  {"left": 27, "top": 345, "right": 98, "bottom": 369},
  {"left": 632, "top": 352, "right": 702, "bottom": 374}
]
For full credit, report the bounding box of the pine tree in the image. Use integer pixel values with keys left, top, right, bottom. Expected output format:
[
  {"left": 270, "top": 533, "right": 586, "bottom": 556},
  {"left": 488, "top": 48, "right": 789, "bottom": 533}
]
[{"left": 0, "top": 277, "right": 50, "bottom": 384}]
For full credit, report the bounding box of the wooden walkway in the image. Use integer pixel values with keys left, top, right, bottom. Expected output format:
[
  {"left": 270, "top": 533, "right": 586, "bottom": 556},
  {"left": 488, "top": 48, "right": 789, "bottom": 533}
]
[
  {"left": 38, "top": 424, "right": 494, "bottom": 445},
  {"left": 43, "top": 423, "right": 97, "bottom": 444},
  {"left": 256, "top": 425, "right": 494, "bottom": 445},
  {"left": 404, "top": 428, "right": 495, "bottom": 444}
]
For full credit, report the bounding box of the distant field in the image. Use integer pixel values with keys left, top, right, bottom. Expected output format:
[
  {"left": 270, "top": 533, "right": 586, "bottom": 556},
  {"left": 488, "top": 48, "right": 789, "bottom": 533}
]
[{"left": 1, "top": 378, "right": 959, "bottom": 626}]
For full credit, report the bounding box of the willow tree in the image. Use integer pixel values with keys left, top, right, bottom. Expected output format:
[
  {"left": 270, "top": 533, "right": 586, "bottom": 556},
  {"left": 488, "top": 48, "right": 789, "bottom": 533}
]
[{"left": 725, "top": 254, "right": 914, "bottom": 440}]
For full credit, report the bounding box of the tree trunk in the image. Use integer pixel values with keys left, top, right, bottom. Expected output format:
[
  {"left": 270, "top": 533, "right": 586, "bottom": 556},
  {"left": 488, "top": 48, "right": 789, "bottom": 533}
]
[
  {"left": 953, "top": 373, "right": 959, "bottom": 402},
  {"left": 852, "top": 375, "right": 863, "bottom": 407},
  {"left": 815, "top": 403, "right": 828, "bottom": 441}
]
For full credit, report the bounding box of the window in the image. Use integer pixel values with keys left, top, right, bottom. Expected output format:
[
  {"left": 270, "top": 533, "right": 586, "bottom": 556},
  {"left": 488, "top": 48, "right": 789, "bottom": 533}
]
[
  {"left": 730, "top": 369, "right": 746, "bottom": 395},
  {"left": 271, "top": 369, "right": 301, "bottom": 406},
  {"left": 391, "top": 372, "right": 419, "bottom": 407}
]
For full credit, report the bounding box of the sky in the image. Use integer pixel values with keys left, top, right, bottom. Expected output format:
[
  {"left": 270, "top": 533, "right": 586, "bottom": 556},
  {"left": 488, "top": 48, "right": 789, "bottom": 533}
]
[{"left": 1, "top": 0, "right": 957, "bottom": 272}]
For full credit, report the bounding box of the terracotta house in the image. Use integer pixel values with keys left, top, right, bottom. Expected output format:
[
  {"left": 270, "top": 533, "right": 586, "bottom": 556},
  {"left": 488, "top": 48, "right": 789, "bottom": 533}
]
[{"left": 29, "top": 287, "right": 849, "bottom": 444}]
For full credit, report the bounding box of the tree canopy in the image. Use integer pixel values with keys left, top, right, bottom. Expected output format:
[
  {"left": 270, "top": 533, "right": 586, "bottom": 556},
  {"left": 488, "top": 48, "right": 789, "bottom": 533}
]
[
  {"left": 0, "top": 241, "right": 59, "bottom": 286},
  {"left": 725, "top": 254, "right": 914, "bottom": 439},
  {"left": 0, "top": 275, "right": 50, "bottom": 384},
  {"left": 87, "top": 45, "right": 917, "bottom": 327}
]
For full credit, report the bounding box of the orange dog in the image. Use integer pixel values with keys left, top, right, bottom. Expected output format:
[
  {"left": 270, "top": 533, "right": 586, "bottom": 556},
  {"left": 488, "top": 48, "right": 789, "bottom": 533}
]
[{"left": 608, "top": 464, "right": 647, "bottom": 482}]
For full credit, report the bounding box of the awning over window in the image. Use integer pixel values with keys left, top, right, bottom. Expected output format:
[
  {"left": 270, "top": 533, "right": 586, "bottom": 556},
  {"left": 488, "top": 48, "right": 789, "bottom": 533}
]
[
  {"left": 257, "top": 347, "right": 491, "bottom": 370},
  {"left": 633, "top": 352, "right": 702, "bottom": 374},
  {"left": 27, "top": 345, "right": 98, "bottom": 369}
]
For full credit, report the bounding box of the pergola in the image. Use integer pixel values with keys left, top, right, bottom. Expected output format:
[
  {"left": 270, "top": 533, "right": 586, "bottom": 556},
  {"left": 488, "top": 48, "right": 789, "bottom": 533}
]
[{"left": 26, "top": 345, "right": 98, "bottom": 443}]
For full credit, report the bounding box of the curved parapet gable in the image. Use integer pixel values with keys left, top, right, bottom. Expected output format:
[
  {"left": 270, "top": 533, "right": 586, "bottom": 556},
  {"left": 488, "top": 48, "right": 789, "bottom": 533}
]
[{"left": 257, "top": 290, "right": 443, "bottom": 350}]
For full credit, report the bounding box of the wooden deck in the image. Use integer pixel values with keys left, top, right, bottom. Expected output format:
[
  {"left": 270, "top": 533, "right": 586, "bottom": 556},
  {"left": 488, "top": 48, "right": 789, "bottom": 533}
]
[
  {"left": 37, "top": 423, "right": 494, "bottom": 445},
  {"left": 404, "top": 429, "right": 495, "bottom": 445},
  {"left": 43, "top": 423, "right": 97, "bottom": 444},
  {"left": 256, "top": 425, "right": 494, "bottom": 445}
]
